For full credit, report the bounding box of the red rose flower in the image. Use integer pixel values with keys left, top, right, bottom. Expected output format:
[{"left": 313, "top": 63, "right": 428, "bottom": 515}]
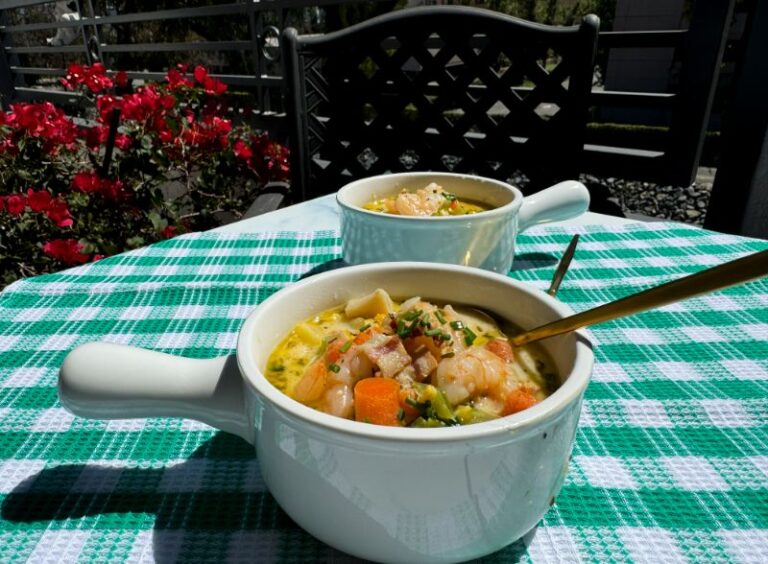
[
  {"left": 72, "top": 171, "right": 127, "bottom": 200},
  {"left": 161, "top": 225, "right": 178, "bottom": 239},
  {"left": 114, "top": 133, "right": 132, "bottom": 150},
  {"left": 46, "top": 198, "right": 74, "bottom": 228},
  {"left": 115, "top": 70, "right": 129, "bottom": 88},
  {"left": 43, "top": 239, "right": 90, "bottom": 265},
  {"left": 166, "top": 68, "right": 193, "bottom": 90},
  {"left": 194, "top": 65, "right": 208, "bottom": 84},
  {"left": 233, "top": 139, "right": 253, "bottom": 160},
  {"left": 27, "top": 189, "right": 52, "bottom": 212},
  {"left": 6, "top": 194, "right": 26, "bottom": 215},
  {"left": 72, "top": 171, "right": 102, "bottom": 193}
]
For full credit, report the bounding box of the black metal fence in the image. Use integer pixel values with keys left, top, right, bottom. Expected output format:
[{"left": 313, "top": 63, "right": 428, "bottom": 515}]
[{"left": 0, "top": 0, "right": 736, "bottom": 188}]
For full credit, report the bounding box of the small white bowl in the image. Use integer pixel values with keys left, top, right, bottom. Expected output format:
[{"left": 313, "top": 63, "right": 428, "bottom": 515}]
[
  {"left": 337, "top": 172, "right": 590, "bottom": 273},
  {"left": 59, "top": 263, "right": 594, "bottom": 563}
]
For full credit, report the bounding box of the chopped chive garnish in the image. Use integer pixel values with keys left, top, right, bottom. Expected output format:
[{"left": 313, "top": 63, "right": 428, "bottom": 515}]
[
  {"left": 401, "top": 309, "right": 422, "bottom": 321},
  {"left": 424, "top": 328, "right": 442, "bottom": 337},
  {"left": 450, "top": 320, "right": 464, "bottom": 330},
  {"left": 462, "top": 327, "right": 477, "bottom": 346},
  {"left": 339, "top": 340, "right": 352, "bottom": 353},
  {"left": 435, "top": 310, "right": 447, "bottom": 324},
  {"left": 397, "top": 408, "right": 405, "bottom": 421},
  {"left": 405, "top": 398, "right": 421, "bottom": 409},
  {"left": 328, "top": 363, "right": 341, "bottom": 373},
  {"left": 440, "top": 334, "right": 452, "bottom": 342},
  {"left": 358, "top": 323, "right": 371, "bottom": 332},
  {"left": 443, "top": 191, "right": 457, "bottom": 202},
  {"left": 396, "top": 319, "right": 406, "bottom": 334},
  {"left": 269, "top": 363, "right": 285, "bottom": 372}
]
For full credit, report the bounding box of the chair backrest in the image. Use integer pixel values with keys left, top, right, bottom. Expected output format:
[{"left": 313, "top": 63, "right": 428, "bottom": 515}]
[{"left": 281, "top": 6, "right": 599, "bottom": 202}]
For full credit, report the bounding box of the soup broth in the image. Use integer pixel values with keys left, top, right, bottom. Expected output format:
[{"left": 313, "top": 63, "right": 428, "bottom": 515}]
[
  {"left": 363, "top": 182, "right": 491, "bottom": 217},
  {"left": 265, "top": 289, "right": 558, "bottom": 427}
]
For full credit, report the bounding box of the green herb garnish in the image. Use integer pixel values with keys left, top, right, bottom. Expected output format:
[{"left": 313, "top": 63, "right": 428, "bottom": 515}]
[
  {"left": 435, "top": 310, "right": 447, "bottom": 324},
  {"left": 397, "top": 408, "right": 405, "bottom": 421},
  {"left": 401, "top": 309, "right": 422, "bottom": 322},
  {"left": 358, "top": 323, "right": 371, "bottom": 333},
  {"left": 339, "top": 340, "right": 352, "bottom": 353},
  {"left": 450, "top": 320, "right": 464, "bottom": 330},
  {"left": 462, "top": 326, "right": 477, "bottom": 346},
  {"left": 269, "top": 363, "right": 285, "bottom": 372},
  {"left": 328, "top": 363, "right": 341, "bottom": 373}
]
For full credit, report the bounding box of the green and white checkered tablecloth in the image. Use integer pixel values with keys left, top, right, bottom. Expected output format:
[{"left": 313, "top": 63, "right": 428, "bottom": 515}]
[{"left": 0, "top": 222, "right": 766, "bottom": 563}]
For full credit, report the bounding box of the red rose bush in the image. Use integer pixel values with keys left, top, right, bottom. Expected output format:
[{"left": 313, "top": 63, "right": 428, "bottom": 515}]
[{"left": 0, "top": 63, "right": 289, "bottom": 286}]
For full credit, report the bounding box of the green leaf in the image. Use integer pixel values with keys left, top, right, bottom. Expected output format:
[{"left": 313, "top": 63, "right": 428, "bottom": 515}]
[{"left": 147, "top": 211, "right": 168, "bottom": 232}]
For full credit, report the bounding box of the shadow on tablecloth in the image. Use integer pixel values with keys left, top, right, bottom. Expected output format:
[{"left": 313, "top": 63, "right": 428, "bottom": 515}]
[{"left": 1, "top": 432, "right": 532, "bottom": 563}]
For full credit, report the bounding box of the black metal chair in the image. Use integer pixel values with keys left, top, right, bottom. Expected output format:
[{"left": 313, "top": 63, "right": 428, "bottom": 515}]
[{"left": 281, "top": 6, "right": 599, "bottom": 202}]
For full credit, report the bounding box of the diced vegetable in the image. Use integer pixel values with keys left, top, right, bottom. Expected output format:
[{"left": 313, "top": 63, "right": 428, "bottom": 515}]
[
  {"left": 426, "top": 387, "right": 456, "bottom": 422},
  {"left": 354, "top": 327, "right": 375, "bottom": 345},
  {"left": 504, "top": 387, "right": 538, "bottom": 415},
  {"left": 295, "top": 323, "right": 322, "bottom": 347},
  {"left": 354, "top": 377, "right": 403, "bottom": 426},
  {"left": 455, "top": 405, "right": 498, "bottom": 425},
  {"left": 410, "top": 417, "right": 447, "bottom": 428},
  {"left": 398, "top": 388, "right": 422, "bottom": 424},
  {"left": 345, "top": 289, "right": 395, "bottom": 319}
]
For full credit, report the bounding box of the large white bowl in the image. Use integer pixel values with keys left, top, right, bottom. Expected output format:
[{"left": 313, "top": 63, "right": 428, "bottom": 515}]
[
  {"left": 337, "top": 172, "right": 590, "bottom": 273},
  {"left": 59, "top": 263, "right": 593, "bottom": 563}
]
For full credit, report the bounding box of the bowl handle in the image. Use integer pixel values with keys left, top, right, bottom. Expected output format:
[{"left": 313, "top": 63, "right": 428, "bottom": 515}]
[
  {"left": 518, "top": 180, "right": 590, "bottom": 232},
  {"left": 59, "top": 342, "right": 254, "bottom": 444}
]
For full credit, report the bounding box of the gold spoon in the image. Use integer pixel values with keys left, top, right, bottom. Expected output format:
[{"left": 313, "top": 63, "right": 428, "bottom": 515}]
[
  {"left": 464, "top": 235, "right": 582, "bottom": 327},
  {"left": 547, "top": 234, "right": 580, "bottom": 297},
  {"left": 512, "top": 247, "right": 768, "bottom": 347}
]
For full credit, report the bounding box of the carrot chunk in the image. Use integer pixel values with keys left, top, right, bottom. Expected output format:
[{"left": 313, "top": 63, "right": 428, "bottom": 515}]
[
  {"left": 354, "top": 377, "right": 402, "bottom": 426},
  {"left": 503, "top": 387, "right": 538, "bottom": 415}
]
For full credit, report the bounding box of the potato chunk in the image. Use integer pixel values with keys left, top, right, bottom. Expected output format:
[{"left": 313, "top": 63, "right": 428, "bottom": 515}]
[
  {"left": 344, "top": 289, "right": 395, "bottom": 319},
  {"left": 295, "top": 322, "right": 322, "bottom": 347}
]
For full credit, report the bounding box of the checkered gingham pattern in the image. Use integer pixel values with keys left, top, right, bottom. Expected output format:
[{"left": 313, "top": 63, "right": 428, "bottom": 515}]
[{"left": 0, "top": 222, "right": 766, "bottom": 563}]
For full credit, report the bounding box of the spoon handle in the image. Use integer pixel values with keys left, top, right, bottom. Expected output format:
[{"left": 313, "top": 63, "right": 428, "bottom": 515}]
[
  {"left": 547, "top": 234, "right": 580, "bottom": 297},
  {"left": 512, "top": 247, "right": 768, "bottom": 346}
]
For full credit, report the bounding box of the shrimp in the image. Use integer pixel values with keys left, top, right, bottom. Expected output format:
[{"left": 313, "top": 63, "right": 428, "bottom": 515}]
[
  {"left": 292, "top": 358, "right": 357, "bottom": 418},
  {"left": 292, "top": 329, "right": 380, "bottom": 418},
  {"left": 434, "top": 346, "right": 508, "bottom": 406},
  {"left": 394, "top": 183, "right": 446, "bottom": 216}
]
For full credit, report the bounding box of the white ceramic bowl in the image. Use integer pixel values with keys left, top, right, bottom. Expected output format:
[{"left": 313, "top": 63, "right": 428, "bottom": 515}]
[
  {"left": 59, "top": 263, "right": 593, "bottom": 563},
  {"left": 337, "top": 172, "right": 590, "bottom": 273}
]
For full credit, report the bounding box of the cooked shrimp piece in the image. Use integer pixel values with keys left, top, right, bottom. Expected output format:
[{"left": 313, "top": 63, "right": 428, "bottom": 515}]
[
  {"left": 323, "top": 383, "right": 354, "bottom": 419},
  {"left": 292, "top": 359, "right": 328, "bottom": 403},
  {"left": 434, "top": 346, "right": 508, "bottom": 405},
  {"left": 394, "top": 183, "right": 445, "bottom": 216}
]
